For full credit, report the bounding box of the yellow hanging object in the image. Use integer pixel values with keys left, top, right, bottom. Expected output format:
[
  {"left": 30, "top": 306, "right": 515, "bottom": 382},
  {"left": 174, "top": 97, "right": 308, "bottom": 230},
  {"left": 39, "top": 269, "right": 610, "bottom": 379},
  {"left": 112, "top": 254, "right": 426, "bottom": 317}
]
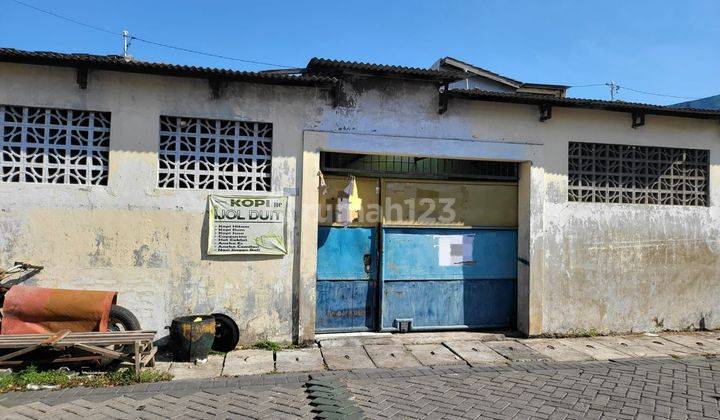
[{"left": 346, "top": 176, "right": 362, "bottom": 221}]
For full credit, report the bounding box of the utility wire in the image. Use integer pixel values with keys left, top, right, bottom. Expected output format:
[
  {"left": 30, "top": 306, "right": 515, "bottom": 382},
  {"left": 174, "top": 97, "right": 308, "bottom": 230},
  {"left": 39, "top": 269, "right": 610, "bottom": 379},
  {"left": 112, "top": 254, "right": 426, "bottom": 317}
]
[
  {"left": 5, "top": 0, "right": 709, "bottom": 96},
  {"left": 128, "top": 36, "right": 291, "bottom": 68},
  {"left": 569, "top": 82, "right": 700, "bottom": 101},
  {"left": 616, "top": 85, "right": 700, "bottom": 100},
  {"left": 568, "top": 83, "right": 606, "bottom": 88},
  {"left": 9, "top": 0, "right": 118, "bottom": 36},
  {"left": 7, "top": 0, "right": 294, "bottom": 68}
]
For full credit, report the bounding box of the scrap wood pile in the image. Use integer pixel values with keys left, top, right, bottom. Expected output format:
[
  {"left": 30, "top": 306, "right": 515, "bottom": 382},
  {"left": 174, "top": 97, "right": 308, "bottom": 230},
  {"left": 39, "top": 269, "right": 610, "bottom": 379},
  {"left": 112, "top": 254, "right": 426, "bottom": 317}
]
[
  {"left": 0, "top": 263, "right": 156, "bottom": 377},
  {"left": 0, "top": 330, "right": 157, "bottom": 377}
]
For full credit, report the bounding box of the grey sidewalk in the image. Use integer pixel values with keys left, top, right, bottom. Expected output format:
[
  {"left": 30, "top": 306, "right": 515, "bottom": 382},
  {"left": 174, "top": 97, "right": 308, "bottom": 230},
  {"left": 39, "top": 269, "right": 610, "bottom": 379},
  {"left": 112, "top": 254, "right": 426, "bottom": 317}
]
[
  {"left": 3, "top": 330, "right": 720, "bottom": 419},
  {"left": 154, "top": 330, "right": 720, "bottom": 380},
  {"left": 3, "top": 357, "right": 720, "bottom": 419}
]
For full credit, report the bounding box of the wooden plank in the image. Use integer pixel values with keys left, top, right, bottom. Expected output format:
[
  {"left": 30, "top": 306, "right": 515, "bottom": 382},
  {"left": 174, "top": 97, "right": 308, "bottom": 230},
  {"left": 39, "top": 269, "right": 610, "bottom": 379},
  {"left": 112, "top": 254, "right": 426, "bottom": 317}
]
[
  {"left": 42, "top": 330, "right": 70, "bottom": 345},
  {"left": 140, "top": 346, "right": 158, "bottom": 367},
  {"left": 0, "top": 332, "right": 155, "bottom": 341},
  {"left": 0, "top": 340, "right": 152, "bottom": 348},
  {"left": 0, "top": 355, "right": 101, "bottom": 366},
  {"left": 134, "top": 340, "right": 142, "bottom": 378},
  {"left": 0, "top": 331, "right": 156, "bottom": 349},
  {"left": 0, "top": 330, "right": 156, "bottom": 340},
  {"left": 73, "top": 343, "right": 124, "bottom": 359},
  {"left": 0, "top": 345, "right": 41, "bottom": 362}
]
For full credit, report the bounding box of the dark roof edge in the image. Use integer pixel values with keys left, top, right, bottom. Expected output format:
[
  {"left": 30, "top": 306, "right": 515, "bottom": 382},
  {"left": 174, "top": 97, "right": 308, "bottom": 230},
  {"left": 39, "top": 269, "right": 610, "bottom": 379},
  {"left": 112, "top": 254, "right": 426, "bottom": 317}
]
[
  {"left": 0, "top": 48, "right": 337, "bottom": 88},
  {"left": 306, "top": 57, "right": 464, "bottom": 82},
  {"left": 520, "top": 82, "right": 570, "bottom": 90},
  {"left": 449, "top": 89, "right": 720, "bottom": 120}
]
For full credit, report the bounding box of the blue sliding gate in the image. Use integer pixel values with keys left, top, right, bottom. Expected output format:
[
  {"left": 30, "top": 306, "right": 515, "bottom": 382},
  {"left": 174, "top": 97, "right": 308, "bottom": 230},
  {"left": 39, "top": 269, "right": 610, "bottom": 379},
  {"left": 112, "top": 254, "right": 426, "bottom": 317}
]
[
  {"left": 315, "top": 226, "right": 377, "bottom": 332},
  {"left": 381, "top": 228, "right": 517, "bottom": 331},
  {"left": 315, "top": 176, "right": 518, "bottom": 333}
]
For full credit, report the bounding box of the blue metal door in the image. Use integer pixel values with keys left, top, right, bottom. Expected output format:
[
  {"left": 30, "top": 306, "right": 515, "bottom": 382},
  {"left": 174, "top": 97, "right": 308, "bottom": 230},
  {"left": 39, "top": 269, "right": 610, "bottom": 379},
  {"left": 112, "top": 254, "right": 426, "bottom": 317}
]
[
  {"left": 381, "top": 228, "right": 517, "bottom": 330},
  {"left": 316, "top": 226, "right": 377, "bottom": 332}
]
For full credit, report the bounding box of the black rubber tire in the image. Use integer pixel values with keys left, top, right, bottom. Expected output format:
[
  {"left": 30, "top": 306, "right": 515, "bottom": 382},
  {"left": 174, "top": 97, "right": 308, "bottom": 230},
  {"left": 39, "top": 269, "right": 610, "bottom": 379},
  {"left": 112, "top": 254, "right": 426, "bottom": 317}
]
[
  {"left": 108, "top": 304, "right": 141, "bottom": 331},
  {"left": 211, "top": 313, "right": 240, "bottom": 352}
]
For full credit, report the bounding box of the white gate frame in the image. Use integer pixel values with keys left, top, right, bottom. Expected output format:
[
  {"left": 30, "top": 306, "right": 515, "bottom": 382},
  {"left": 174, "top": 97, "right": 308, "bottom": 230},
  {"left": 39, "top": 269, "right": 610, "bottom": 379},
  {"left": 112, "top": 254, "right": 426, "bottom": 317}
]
[{"left": 297, "top": 130, "right": 546, "bottom": 343}]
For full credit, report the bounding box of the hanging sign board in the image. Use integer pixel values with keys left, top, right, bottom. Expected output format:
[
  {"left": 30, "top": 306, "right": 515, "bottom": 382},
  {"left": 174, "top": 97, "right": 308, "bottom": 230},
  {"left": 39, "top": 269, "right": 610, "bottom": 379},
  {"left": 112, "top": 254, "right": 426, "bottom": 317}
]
[{"left": 207, "top": 195, "right": 287, "bottom": 255}]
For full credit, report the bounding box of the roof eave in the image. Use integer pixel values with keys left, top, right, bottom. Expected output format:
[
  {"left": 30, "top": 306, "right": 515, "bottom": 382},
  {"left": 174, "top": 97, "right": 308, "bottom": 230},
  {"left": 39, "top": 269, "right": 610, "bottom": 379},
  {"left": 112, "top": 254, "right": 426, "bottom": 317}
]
[
  {"left": 306, "top": 58, "right": 463, "bottom": 83},
  {"left": 0, "top": 51, "right": 337, "bottom": 88},
  {"left": 448, "top": 90, "right": 720, "bottom": 120}
]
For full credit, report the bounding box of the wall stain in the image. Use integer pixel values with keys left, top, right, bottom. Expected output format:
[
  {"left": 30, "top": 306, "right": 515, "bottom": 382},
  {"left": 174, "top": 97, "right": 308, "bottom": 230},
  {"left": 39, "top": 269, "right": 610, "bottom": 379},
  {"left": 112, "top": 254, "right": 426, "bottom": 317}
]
[{"left": 88, "top": 231, "right": 112, "bottom": 267}]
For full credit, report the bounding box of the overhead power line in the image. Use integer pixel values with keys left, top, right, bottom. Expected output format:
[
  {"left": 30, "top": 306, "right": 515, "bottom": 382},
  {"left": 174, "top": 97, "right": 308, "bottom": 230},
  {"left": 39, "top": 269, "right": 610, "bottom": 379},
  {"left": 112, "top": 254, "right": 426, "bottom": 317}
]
[
  {"left": 7, "top": 0, "right": 294, "bottom": 69},
  {"left": 569, "top": 82, "right": 700, "bottom": 101},
  {"left": 5, "top": 0, "right": 708, "bottom": 99},
  {"left": 9, "top": 0, "right": 118, "bottom": 36},
  {"left": 616, "top": 85, "right": 700, "bottom": 100}
]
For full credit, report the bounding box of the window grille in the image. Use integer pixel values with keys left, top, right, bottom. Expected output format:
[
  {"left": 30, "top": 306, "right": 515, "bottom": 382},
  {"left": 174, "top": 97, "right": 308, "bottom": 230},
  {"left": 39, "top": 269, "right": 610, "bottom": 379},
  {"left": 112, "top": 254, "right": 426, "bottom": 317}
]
[
  {"left": 158, "top": 116, "right": 272, "bottom": 191},
  {"left": 0, "top": 105, "right": 110, "bottom": 185},
  {"left": 568, "top": 142, "right": 709, "bottom": 206}
]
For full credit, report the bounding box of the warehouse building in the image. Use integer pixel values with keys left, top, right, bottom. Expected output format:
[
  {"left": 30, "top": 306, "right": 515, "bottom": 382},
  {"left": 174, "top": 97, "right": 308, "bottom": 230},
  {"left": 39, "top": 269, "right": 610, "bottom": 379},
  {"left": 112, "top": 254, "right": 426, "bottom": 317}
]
[{"left": 0, "top": 48, "right": 719, "bottom": 345}]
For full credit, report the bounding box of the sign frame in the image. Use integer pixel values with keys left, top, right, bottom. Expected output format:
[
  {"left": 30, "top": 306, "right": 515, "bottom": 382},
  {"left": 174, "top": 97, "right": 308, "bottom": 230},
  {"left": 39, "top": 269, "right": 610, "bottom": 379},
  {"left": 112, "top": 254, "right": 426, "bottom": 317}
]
[{"left": 207, "top": 195, "right": 287, "bottom": 255}]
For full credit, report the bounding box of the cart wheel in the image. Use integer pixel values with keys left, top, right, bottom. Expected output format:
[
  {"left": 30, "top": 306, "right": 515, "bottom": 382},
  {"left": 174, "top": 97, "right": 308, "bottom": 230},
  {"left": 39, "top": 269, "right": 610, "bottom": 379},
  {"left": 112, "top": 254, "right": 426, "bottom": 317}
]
[
  {"left": 211, "top": 313, "right": 240, "bottom": 352},
  {"left": 108, "top": 305, "right": 141, "bottom": 331},
  {"left": 101, "top": 305, "right": 141, "bottom": 369}
]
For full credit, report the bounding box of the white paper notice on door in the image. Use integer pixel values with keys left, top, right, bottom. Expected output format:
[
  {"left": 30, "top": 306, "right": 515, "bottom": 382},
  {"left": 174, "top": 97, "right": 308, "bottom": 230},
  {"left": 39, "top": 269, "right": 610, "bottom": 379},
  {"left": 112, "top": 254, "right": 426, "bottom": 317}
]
[{"left": 435, "top": 234, "right": 475, "bottom": 266}]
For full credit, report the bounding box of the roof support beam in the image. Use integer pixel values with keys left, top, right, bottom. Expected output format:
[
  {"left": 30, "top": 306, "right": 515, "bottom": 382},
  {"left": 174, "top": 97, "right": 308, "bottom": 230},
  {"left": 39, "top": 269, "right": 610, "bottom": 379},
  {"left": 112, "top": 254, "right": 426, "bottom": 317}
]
[
  {"left": 76, "top": 67, "right": 88, "bottom": 89},
  {"left": 438, "top": 83, "right": 449, "bottom": 114},
  {"left": 539, "top": 104, "right": 552, "bottom": 122},
  {"left": 631, "top": 111, "right": 645, "bottom": 128}
]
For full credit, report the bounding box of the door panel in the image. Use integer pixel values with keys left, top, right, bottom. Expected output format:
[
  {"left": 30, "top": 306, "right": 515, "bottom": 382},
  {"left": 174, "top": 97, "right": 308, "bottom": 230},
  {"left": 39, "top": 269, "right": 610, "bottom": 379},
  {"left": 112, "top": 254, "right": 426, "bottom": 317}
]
[
  {"left": 381, "top": 227, "right": 517, "bottom": 330},
  {"left": 382, "top": 180, "right": 518, "bottom": 227},
  {"left": 316, "top": 226, "right": 376, "bottom": 332}
]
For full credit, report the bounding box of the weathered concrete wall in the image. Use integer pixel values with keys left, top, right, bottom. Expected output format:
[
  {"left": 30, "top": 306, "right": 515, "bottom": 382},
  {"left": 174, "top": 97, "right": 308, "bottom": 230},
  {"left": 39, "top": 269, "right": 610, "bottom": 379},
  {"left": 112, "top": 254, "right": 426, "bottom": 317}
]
[
  {"left": 1, "top": 62, "right": 719, "bottom": 342},
  {"left": 317, "top": 78, "right": 720, "bottom": 334},
  {"left": 0, "top": 62, "right": 324, "bottom": 344},
  {"left": 452, "top": 103, "right": 720, "bottom": 334}
]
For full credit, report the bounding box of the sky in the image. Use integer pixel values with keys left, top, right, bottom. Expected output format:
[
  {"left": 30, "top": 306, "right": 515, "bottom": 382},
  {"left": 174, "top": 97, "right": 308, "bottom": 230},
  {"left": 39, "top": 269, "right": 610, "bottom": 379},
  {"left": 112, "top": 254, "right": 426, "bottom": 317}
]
[{"left": 1, "top": 0, "right": 718, "bottom": 105}]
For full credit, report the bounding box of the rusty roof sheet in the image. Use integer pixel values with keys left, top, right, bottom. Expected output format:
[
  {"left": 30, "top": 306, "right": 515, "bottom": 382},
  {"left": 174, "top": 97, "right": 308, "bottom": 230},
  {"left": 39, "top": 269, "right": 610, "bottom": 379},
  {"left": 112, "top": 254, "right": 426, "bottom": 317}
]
[
  {"left": 449, "top": 89, "right": 720, "bottom": 119},
  {"left": 306, "top": 57, "right": 464, "bottom": 82},
  {"left": 0, "top": 48, "right": 337, "bottom": 87}
]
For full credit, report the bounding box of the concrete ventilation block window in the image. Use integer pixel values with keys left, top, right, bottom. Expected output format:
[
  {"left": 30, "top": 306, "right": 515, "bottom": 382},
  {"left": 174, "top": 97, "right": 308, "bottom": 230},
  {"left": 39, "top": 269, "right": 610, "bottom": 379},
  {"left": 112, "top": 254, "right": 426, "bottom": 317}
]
[
  {"left": 0, "top": 105, "right": 110, "bottom": 185},
  {"left": 158, "top": 116, "right": 272, "bottom": 191},
  {"left": 568, "top": 141, "right": 709, "bottom": 206}
]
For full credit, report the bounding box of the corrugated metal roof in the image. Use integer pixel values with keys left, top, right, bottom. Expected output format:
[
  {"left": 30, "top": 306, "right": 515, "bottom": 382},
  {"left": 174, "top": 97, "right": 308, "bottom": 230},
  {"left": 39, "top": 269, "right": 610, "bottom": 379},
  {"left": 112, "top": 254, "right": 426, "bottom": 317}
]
[
  {"left": 0, "top": 48, "right": 337, "bottom": 87},
  {"left": 449, "top": 89, "right": 720, "bottom": 119},
  {"left": 306, "top": 57, "right": 464, "bottom": 82},
  {"left": 439, "top": 57, "right": 523, "bottom": 87}
]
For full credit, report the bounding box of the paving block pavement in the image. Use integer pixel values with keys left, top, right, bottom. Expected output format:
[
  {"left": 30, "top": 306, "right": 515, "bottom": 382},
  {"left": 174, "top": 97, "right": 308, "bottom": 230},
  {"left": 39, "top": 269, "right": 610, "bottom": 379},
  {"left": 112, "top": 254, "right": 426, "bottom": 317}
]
[
  {"left": 222, "top": 349, "right": 274, "bottom": 376},
  {"left": 664, "top": 333, "right": 720, "bottom": 353},
  {"left": 483, "top": 340, "right": 550, "bottom": 362},
  {"left": 275, "top": 348, "right": 325, "bottom": 373},
  {"left": 4, "top": 357, "right": 720, "bottom": 418},
  {"left": 523, "top": 339, "right": 594, "bottom": 362},
  {"left": 321, "top": 346, "right": 376, "bottom": 371},
  {"left": 591, "top": 336, "right": 668, "bottom": 358},
  {"left": 364, "top": 344, "right": 421, "bottom": 369},
  {"left": 167, "top": 354, "right": 224, "bottom": 380},
  {"left": 405, "top": 344, "right": 465, "bottom": 366},
  {"left": 557, "top": 337, "right": 635, "bottom": 360},
  {"left": 443, "top": 341, "right": 508, "bottom": 366}
]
